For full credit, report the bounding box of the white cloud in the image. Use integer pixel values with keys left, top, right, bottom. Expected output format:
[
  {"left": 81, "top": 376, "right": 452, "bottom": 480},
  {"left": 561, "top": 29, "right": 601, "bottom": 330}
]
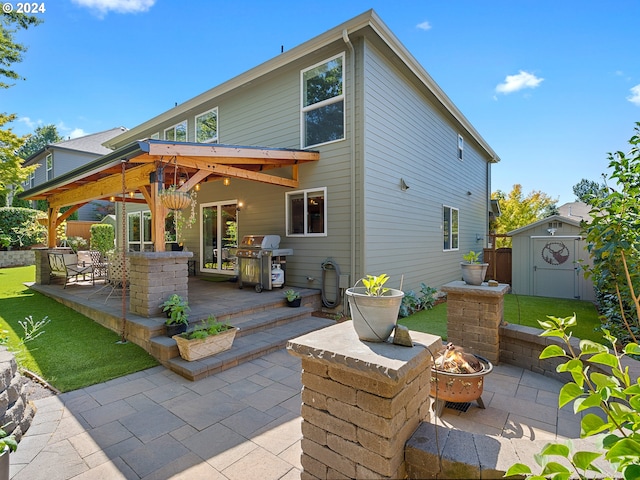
[
  {"left": 627, "top": 84, "right": 640, "bottom": 106},
  {"left": 495, "top": 70, "right": 544, "bottom": 94},
  {"left": 72, "top": 0, "right": 156, "bottom": 16},
  {"left": 17, "top": 117, "right": 41, "bottom": 129},
  {"left": 416, "top": 20, "right": 432, "bottom": 31},
  {"left": 56, "top": 122, "right": 87, "bottom": 139},
  {"left": 69, "top": 128, "right": 87, "bottom": 139}
]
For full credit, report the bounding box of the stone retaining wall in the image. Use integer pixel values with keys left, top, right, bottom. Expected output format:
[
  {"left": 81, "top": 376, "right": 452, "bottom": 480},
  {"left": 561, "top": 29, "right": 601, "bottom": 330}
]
[
  {"left": 0, "top": 347, "right": 36, "bottom": 442},
  {"left": 0, "top": 250, "right": 35, "bottom": 269}
]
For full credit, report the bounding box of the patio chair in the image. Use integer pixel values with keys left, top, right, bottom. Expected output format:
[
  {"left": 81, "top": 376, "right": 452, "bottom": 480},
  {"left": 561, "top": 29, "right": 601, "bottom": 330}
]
[
  {"left": 89, "top": 250, "right": 108, "bottom": 279},
  {"left": 88, "top": 251, "right": 130, "bottom": 302}
]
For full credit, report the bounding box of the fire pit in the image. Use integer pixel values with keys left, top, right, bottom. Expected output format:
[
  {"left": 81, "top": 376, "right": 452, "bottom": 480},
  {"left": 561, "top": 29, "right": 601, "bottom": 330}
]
[{"left": 430, "top": 343, "right": 493, "bottom": 417}]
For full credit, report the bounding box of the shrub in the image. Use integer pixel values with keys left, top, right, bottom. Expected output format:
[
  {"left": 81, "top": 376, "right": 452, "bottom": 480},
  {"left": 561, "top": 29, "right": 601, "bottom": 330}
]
[
  {"left": 399, "top": 283, "right": 438, "bottom": 318},
  {"left": 506, "top": 314, "right": 640, "bottom": 479},
  {"left": 67, "top": 236, "right": 89, "bottom": 252},
  {"left": 90, "top": 224, "right": 114, "bottom": 256},
  {"left": 0, "top": 207, "right": 46, "bottom": 248}
]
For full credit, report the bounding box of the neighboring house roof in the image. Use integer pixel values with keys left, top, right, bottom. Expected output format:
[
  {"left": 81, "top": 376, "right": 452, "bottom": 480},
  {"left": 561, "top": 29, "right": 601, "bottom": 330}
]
[
  {"left": 557, "top": 201, "right": 592, "bottom": 221},
  {"left": 24, "top": 127, "right": 128, "bottom": 164},
  {"left": 507, "top": 214, "right": 583, "bottom": 236},
  {"left": 104, "top": 9, "right": 500, "bottom": 164}
]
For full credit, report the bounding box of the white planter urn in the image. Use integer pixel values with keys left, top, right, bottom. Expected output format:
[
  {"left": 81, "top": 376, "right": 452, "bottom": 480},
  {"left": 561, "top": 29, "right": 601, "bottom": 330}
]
[
  {"left": 460, "top": 262, "right": 489, "bottom": 286},
  {"left": 346, "top": 287, "right": 404, "bottom": 342}
]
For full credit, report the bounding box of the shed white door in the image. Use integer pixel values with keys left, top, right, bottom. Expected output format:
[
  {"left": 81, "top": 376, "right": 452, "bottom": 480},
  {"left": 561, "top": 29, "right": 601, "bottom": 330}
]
[{"left": 532, "top": 237, "right": 579, "bottom": 299}]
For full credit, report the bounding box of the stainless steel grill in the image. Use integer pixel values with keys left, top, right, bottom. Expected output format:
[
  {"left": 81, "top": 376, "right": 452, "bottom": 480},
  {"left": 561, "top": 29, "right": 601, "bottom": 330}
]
[{"left": 236, "top": 235, "right": 293, "bottom": 292}]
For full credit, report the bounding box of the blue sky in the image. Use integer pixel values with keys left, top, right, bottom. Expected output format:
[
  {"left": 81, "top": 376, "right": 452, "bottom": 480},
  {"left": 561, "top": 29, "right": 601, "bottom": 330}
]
[{"left": 3, "top": 0, "right": 639, "bottom": 206}]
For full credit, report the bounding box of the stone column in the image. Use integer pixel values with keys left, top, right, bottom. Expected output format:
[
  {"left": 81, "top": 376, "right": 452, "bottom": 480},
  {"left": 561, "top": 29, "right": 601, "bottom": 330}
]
[
  {"left": 128, "top": 251, "right": 192, "bottom": 317},
  {"left": 33, "top": 248, "right": 51, "bottom": 285},
  {"left": 288, "top": 321, "right": 442, "bottom": 480},
  {"left": 441, "top": 281, "right": 510, "bottom": 365}
]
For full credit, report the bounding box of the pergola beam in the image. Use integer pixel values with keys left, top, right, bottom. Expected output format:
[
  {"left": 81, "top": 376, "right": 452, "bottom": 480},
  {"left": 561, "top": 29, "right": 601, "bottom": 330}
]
[
  {"left": 146, "top": 142, "right": 319, "bottom": 163},
  {"left": 47, "top": 163, "right": 156, "bottom": 209}
]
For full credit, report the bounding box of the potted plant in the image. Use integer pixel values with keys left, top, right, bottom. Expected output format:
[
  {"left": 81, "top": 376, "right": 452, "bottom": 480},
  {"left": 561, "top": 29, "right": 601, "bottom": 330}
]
[
  {"left": 460, "top": 250, "right": 489, "bottom": 286},
  {"left": 0, "top": 424, "right": 17, "bottom": 480},
  {"left": 160, "top": 294, "right": 190, "bottom": 336},
  {"left": 345, "top": 274, "right": 404, "bottom": 342},
  {"left": 283, "top": 289, "right": 301, "bottom": 307},
  {"left": 173, "top": 315, "right": 238, "bottom": 361}
]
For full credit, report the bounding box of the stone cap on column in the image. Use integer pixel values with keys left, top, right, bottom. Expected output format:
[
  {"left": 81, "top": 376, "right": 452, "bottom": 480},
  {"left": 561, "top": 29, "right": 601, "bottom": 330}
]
[
  {"left": 127, "top": 251, "right": 194, "bottom": 260},
  {"left": 287, "top": 321, "right": 442, "bottom": 383},
  {"left": 441, "top": 281, "right": 510, "bottom": 297}
]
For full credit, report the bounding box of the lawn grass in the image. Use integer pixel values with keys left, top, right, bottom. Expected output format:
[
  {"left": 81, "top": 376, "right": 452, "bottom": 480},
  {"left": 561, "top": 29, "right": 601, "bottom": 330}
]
[
  {"left": 0, "top": 266, "right": 158, "bottom": 392},
  {"left": 399, "top": 292, "right": 604, "bottom": 344}
]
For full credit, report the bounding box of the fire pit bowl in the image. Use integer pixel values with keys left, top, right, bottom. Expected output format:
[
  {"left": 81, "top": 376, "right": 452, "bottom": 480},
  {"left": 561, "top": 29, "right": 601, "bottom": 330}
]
[{"left": 430, "top": 354, "right": 493, "bottom": 415}]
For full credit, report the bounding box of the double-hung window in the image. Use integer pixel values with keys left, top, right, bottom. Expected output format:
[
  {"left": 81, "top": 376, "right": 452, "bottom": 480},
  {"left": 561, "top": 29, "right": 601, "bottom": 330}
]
[
  {"left": 286, "top": 187, "right": 327, "bottom": 236},
  {"left": 301, "top": 54, "right": 345, "bottom": 148},
  {"left": 457, "top": 135, "right": 464, "bottom": 160},
  {"left": 443, "top": 205, "right": 459, "bottom": 251},
  {"left": 164, "top": 121, "right": 187, "bottom": 142},
  {"left": 46, "top": 154, "right": 53, "bottom": 181},
  {"left": 195, "top": 108, "right": 218, "bottom": 143}
]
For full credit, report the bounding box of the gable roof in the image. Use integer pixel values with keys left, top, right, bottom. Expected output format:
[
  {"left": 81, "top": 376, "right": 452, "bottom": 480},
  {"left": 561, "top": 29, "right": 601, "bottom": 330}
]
[
  {"left": 104, "top": 9, "right": 499, "bottom": 164},
  {"left": 557, "top": 201, "right": 592, "bottom": 221},
  {"left": 507, "top": 214, "right": 583, "bottom": 236},
  {"left": 24, "top": 127, "right": 128, "bottom": 164},
  {"left": 51, "top": 127, "right": 128, "bottom": 155}
]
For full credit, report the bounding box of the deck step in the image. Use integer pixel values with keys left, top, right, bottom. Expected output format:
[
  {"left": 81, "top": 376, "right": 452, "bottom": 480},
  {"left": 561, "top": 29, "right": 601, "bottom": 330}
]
[{"left": 164, "top": 315, "right": 335, "bottom": 381}]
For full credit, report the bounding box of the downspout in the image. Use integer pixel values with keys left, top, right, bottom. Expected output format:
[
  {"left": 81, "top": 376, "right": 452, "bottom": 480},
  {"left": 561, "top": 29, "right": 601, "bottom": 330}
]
[{"left": 343, "top": 29, "right": 356, "bottom": 291}]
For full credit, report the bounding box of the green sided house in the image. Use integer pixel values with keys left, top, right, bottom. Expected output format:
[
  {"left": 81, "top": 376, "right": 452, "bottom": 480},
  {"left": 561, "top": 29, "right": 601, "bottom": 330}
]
[{"left": 20, "top": 9, "right": 500, "bottom": 301}]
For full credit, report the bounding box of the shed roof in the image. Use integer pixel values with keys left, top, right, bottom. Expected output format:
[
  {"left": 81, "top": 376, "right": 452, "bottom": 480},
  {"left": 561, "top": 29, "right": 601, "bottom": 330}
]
[
  {"left": 18, "top": 139, "right": 319, "bottom": 207},
  {"left": 507, "top": 214, "right": 583, "bottom": 236}
]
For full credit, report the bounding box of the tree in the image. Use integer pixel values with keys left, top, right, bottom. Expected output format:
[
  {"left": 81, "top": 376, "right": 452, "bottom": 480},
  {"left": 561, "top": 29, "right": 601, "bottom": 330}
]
[
  {"left": 573, "top": 178, "right": 608, "bottom": 203},
  {"left": 1, "top": 11, "right": 42, "bottom": 88},
  {"left": 0, "top": 113, "right": 34, "bottom": 198},
  {"left": 16, "top": 124, "right": 64, "bottom": 159},
  {"left": 491, "top": 184, "right": 558, "bottom": 247},
  {"left": 0, "top": 11, "right": 42, "bottom": 199},
  {"left": 582, "top": 122, "right": 640, "bottom": 343}
]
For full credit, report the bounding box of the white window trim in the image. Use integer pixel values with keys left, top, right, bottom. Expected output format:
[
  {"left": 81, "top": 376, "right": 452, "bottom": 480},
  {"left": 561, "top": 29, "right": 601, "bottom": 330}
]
[
  {"left": 195, "top": 107, "right": 219, "bottom": 144},
  {"left": 46, "top": 154, "right": 53, "bottom": 180},
  {"left": 127, "top": 210, "right": 153, "bottom": 251},
  {"left": 457, "top": 135, "right": 464, "bottom": 161},
  {"left": 164, "top": 120, "right": 187, "bottom": 142},
  {"left": 150, "top": 132, "right": 160, "bottom": 140},
  {"left": 29, "top": 171, "right": 35, "bottom": 188},
  {"left": 443, "top": 205, "right": 459, "bottom": 252},
  {"left": 300, "top": 53, "right": 346, "bottom": 149},
  {"left": 286, "top": 187, "right": 328, "bottom": 237}
]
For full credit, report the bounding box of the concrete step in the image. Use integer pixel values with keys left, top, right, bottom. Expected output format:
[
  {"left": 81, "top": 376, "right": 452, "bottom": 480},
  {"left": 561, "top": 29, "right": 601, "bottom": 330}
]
[{"left": 165, "top": 315, "right": 335, "bottom": 381}]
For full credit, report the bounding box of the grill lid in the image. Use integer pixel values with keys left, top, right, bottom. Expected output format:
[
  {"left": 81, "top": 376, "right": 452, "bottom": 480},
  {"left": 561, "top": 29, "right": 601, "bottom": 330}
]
[{"left": 239, "top": 235, "right": 281, "bottom": 249}]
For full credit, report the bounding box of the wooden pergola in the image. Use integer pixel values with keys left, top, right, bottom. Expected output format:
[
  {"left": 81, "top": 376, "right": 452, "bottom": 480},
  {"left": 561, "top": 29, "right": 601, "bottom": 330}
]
[{"left": 21, "top": 140, "right": 320, "bottom": 251}]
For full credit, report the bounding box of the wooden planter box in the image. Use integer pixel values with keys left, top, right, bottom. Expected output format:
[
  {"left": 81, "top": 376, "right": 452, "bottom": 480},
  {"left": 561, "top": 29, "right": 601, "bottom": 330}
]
[{"left": 173, "top": 327, "right": 238, "bottom": 361}]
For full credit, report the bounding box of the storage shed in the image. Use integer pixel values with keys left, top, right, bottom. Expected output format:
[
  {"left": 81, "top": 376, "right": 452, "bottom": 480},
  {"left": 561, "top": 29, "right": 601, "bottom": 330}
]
[{"left": 508, "top": 212, "right": 595, "bottom": 301}]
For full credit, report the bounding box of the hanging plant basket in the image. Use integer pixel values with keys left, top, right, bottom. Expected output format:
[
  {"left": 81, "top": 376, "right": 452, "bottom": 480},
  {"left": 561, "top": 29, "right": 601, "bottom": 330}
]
[{"left": 160, "top": 189, "right": 192, "bottom": 210}]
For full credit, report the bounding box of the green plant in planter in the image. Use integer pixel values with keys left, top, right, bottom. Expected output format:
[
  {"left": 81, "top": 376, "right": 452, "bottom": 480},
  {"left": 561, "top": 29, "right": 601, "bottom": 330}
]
[
  {"left": 361, "top": 273, "right": 390, "bottom": 296},
  {"left": 179, "top": 315, "right": 231, "bottom": 340},
  {"left": 462, "top": 250, "right": 482, "bottom": 263},
  {"left": 283, "top": 289, "right": 301, "bottom": 302},
  {"left": 160, "top": 294, "right": 190, "bottom": 326}
]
